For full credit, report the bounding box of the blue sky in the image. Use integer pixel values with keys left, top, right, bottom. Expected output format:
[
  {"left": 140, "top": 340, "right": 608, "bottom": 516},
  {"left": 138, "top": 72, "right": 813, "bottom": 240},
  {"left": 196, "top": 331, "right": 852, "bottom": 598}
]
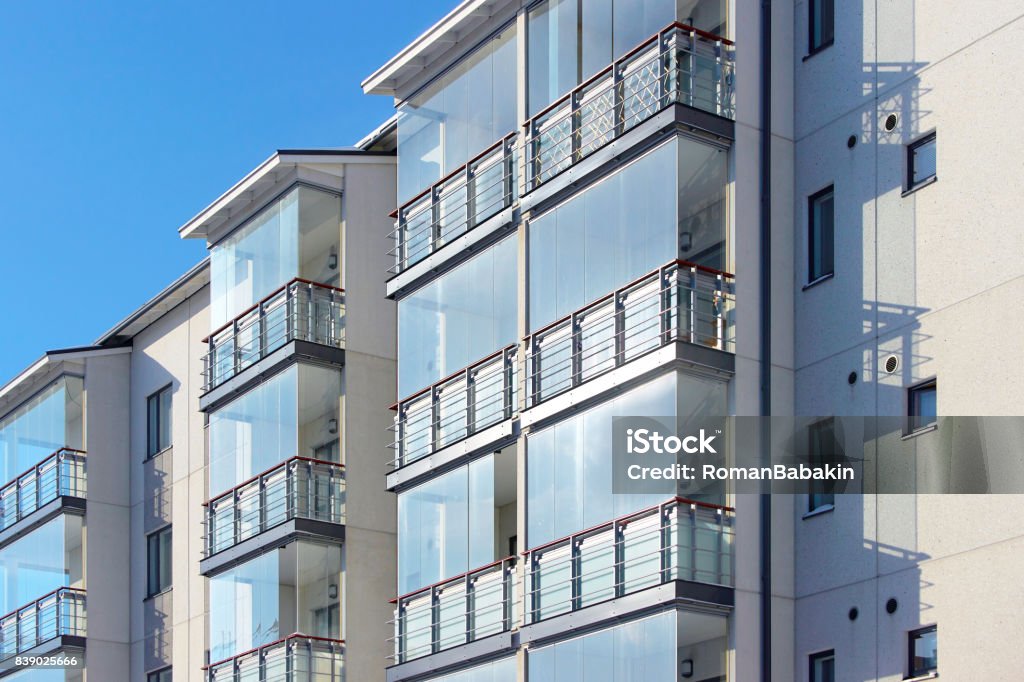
[{"left": 0, "top": 1, "right": 446, "bottom": 381}]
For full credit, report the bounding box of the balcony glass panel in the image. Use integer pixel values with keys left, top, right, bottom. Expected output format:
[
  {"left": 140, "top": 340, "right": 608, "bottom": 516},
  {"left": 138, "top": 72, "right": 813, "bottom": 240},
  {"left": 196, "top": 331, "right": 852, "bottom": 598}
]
[
  {"left": 398, "top": 236, "right": 517, "bottom": 398},
  {"left": 528, "top": 0, "right": 727, "bottom": 115},
  {"left": 208, "top": 364, "right": 341, "bottom": 497},
  {"left": 528, "top": 610, "right": 727, "bottom": 681},
  {"left": 397, "top": 25, "right": 517, "bottom": 204},
  {"left": 0, "top": 588, "right": 87, "bottom": 665},
  {"left": 0, "top": 376, "right": 83, "bottom": 485},
  {"left": 411, "top": 658, "right": 516, "bottom": 682},
  {"left": 0, "top": 449, "right": 87, "bottom": 534},
  {"left": 0, "top": 515, "right": 83, "bottom": 615},
  {"left": 210, "top": 186, "right": 341, "bottom": 331},
  {"left": 208, "top": 541, "right": 342, "bottom": 664},
  {"left": 529, "top": 136, "right": 726, "bottom": 330}
]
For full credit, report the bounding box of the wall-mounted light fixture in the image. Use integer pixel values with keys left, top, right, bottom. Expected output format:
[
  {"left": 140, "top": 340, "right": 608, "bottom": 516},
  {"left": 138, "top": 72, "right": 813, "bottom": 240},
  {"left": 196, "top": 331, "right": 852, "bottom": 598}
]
[
  {"left": 328, "top": 247, "right": 338, "bottom": 270},
  {"left": 329, "top": 584, "right": 338, "bottom": 600},
  {"left": 680, "top": 231, "right": 693, "bottom": 252},
  {"left": 328, "top": 418, "right": 338, "bottom": 435},
  {"left": 680, "top": 658, "right": 694, "bottom": 678}
]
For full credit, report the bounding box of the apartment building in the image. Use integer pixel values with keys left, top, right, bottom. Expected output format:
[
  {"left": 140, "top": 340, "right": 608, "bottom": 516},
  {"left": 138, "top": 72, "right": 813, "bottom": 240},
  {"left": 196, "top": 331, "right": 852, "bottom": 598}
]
[
  {"left": 0, "top": 130, "right": 400, "bottom": 680},
  {"left": 364, "top": 1, "right": 1024, "bottom": 682}
]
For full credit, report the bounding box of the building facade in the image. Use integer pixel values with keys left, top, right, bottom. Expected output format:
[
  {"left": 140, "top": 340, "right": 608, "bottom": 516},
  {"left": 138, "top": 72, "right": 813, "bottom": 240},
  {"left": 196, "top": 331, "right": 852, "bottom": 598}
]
[{"left": 1, "top": 0, "right": 1023, "bottom": 680}]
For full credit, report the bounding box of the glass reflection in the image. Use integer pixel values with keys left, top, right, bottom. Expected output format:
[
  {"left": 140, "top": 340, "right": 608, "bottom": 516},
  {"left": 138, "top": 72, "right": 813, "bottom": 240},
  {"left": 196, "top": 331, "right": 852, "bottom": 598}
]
[
  {"left": 0, "top": 515, "right": 82, "bottom": 614},
  {"left": 0, "top": 377, "right": 83, "bottom": 484}
]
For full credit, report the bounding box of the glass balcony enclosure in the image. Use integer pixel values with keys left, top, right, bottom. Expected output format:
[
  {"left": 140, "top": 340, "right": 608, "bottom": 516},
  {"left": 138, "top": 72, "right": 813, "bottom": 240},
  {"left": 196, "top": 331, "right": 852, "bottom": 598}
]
[
  {"left": 208, "top": 541, "right": 342, "bottom": 664},
  {"left": 0, "top": 587, "right": 86, "bottom": 664},
  {"left": 529, "top": 135, "right": 727, "bottom": 330},
  {"left": 208, "top": 364, "right": 342, "bottom": 498},
  {"left": 0, "top": 515, "right": 83, "bottom": 615},
  {"left": 0, "top": 448, "right": 86, "bottom": 533},
  {"left": 397, "top": 450, "right": 516, "bottom": 596},
  {"left": 527, "top": 0, "right": 727, "bottom": 115},
  {"left": 210, "top": 185, "right": 341, "bottom": 332},
  {"left": 397, "top": 25, "right": 517, "bottom": 205},
  {"left": 0, "top": 377, "right": 83, "bottom": 485},
  {"left": 527, "top": 609, "right": 727, "bottom": 681},
  {"left": 397, "top": 236, "right": 517, "bottom": 398}
]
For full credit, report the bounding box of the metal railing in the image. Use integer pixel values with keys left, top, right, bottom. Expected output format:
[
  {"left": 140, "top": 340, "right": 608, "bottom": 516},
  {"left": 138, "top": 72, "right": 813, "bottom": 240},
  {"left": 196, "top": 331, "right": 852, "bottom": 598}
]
[
  {"left": 523, "top": 498, "right": 733, "bottom": 623},
  {"left": 205, "top": 634, "right": 344, "bottom": 682},
  {"left": 391, "top": 557, "right": 517, "bottom": 664},
  {"left": 391, "top": 133, "right": 518, "bottom": 274},
  {"left": 389, "top": 345, "right": 518, "bottom": 469},
  {"left": 524, "top": 22, "right": 735, "bottom": 190},
  {"left": 203, "top": 457, "right": 345, "bottom": 557},
  {"left": 0, "top": 588, "right": 86, "bottom": 662},
  {"left": 0, "top": 448, "right": 86, "bottom": 532},
  {"left": 203, "top": 279, "right": 345, "bottom": 392},
  {"left": 524, "top": 260, "right": 735, "bottom": 407}
]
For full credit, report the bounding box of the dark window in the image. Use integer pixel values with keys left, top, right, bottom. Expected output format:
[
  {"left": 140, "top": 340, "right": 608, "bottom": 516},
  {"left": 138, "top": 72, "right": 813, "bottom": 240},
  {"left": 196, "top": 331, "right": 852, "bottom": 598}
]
[
  {"left": 147, "top": 668, "right": 172, "bottom": 682},
  {"left": 908, "top": 380, "right": 937, "bottom": 432},
  {"left": 808, "top": 419, "right": 836, "bottom": 512},
  {"left": 809, "top": 649, "right": 835, "bottom": 682},
  {"left": 809, "top": 0, "right": 834, "bottom": 53},
  {"left": 909, "top": 626, "right": 937, "bottom": 677},
  {"left": 808, "top": 186, "right": 835, "bottom": 283},
  {"left": 147, "top": 385, "right": 172, "bottom": 458},
  {"left": 147, "top": 526, "right": 172, "bottom": 597},
  {"left": 907, "top": 132, "right": 937, "bottom": 191}
]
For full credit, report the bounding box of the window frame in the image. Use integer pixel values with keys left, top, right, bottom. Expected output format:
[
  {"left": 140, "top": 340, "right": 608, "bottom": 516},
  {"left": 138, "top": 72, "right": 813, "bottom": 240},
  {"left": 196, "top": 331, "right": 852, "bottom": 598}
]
[
  {"left": 146, "top": 525, "right": 172, "bottom": 598},
  {"left": 146, "top": 384, "right": 173, "bottom": 459},
  {"left": 807, "top": 418, "right": 836, "bottom": 514},
  {"left": 809, "top": 648, "right": 835, "bottom": 682},
  {"left": 807, "top": 185, "right": 835, "bottom": 286},
  {"left": 807, "top": 0, "right": 835, "bottom": 56},
  {"left": 147, "top": 667, "right": 172, "bottom": 682},
  {"left": 906, "top": 379, "right": 938, "bottom": 435},
  {"left": 908, "top": 625, "right": 937, "bottom": 678},
  {"left": 905, "top": 131, "right": 937, "bottom": 194}
]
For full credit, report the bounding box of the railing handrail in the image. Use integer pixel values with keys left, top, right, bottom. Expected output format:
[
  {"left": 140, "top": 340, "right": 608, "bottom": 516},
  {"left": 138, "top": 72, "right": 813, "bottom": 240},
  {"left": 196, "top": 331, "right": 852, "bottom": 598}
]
[
  {"left": 525, "top": 259, "right": 734, "bottom": 341},
  {"left": 522, "top": 496, "right": 733, "bottom": 557},
  {"left": 390, "top": 343, "right": 518, "bottom": 411},
  {"left": 203, "top": 277, "right": 346, "bottom": 344},
  {"left": 203, "top": 632, "right": 345, "bottom": 670},
  {"left": 390, "top": 555, "right": 517, "bottom": 605},
  {"left": 203, "top": 455, "right": 345, "bottom": 506},
  {"left": 393, "top": 131, "right": 519, "bottom": 221},
  {"left": 0, "top": 586, "right": 86, "bottom": 625},
  {"left": 523, "top": 21, "right": 734, "bottom": 125},
  {"left": 1, "top": 446, "right": 86, "bottom": 493}
]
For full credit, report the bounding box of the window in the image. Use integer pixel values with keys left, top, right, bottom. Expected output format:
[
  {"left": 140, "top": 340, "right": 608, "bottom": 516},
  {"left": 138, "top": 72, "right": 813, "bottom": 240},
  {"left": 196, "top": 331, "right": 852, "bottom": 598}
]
[
  {"left": 809, "top": 650, "right": 835, "bottom": 682},
  {"left": 808, "top": 0, "right": 834, "bottom": 53},
  {"left": 147, "top": 668, "right": 172, "bottom": 682},
  {"left": 146, "top": 385, "right": 172, "bottom": 458},
  {"left": 808, "top": 186, "right": 835, "bottom": 283},
  {"left": 906, "top": 132, "right": 937, "bottom": 192},
  {"left": 909, "top": 626, "right": 937, "bottom": 677},
  {"left": 147, "top": 526, "right": 172, "bottom": 597},
  {"left": 807, "top": 419, "right": 836, "bottom": 512},
  {"left": 908, "top": 380, "right": 937, "bottom": 432}
]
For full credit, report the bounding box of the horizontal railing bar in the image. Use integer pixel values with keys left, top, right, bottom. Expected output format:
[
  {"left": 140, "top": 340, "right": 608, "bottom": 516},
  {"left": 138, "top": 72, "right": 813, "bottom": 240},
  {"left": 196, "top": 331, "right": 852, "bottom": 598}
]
[
  {"left": 204, "top": 456, "right": 344, "bottom": 506},
  {"left": 203, "top": 277, "right": 345, "bottom": 343},
  {"left": 390, "top": 344, "right": 517, "bottom": 410},
  {"left": 391, "top": 555, "right": 516, "bottom": 604},
  {"left": 0, "top": 587, "right": 86, "bottom": 625},
  {"left": 0, "top": 447, "right": 85, "bottom": 492}
]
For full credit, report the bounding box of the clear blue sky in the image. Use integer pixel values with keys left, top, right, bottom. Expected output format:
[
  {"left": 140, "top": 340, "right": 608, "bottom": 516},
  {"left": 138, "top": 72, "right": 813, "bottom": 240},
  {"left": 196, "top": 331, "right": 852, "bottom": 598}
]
[{"left": 0, "top": 1, "right": 446, "bottom": 382}]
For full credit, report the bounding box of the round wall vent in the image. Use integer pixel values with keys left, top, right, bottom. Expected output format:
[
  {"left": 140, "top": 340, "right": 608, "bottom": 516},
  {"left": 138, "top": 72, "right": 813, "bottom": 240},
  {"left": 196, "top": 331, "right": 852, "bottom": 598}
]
[
  {"left": 884, "top": 113, "right": 899, "bottom": 132},
  {"left": 884, "top": 354, "right": 900, "bottom": 374}
]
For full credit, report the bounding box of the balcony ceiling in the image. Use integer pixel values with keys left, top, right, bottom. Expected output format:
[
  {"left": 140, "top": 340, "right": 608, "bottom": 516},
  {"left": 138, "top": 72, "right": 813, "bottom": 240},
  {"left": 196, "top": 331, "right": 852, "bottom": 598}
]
[{"left": 362, "top": 0, "right": 515, "bottom": 97}]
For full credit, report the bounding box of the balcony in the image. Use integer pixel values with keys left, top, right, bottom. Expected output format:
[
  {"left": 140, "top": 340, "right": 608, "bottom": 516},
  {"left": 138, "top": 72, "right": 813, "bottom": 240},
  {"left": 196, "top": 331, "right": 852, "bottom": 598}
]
[
  {"left": 203, "top": 279, "right": 345, "bottom": 393},
  {"left": 390, "top": 346, "right": 517, "bottom": 470},
  {"left": 524, "top": 260, "right": 735, "bottom": 408},
  {"left": 205, "top": 634, "right": 344, "bottom": 682},
  {"left": 203, "top": 456, "right": 345, "bottom": 560},
  {"left": 391, "top": 557, "right": 517, "bottom": 664},
  {"left": 524, "top": 22, "right": 735, "bottom": 190},
  {"left": 388, "top": 23, "right": 734, "bottom": 282},
  {"left": 523, "top": 498, "right": 733, "bottom": 624},
  {"left": 0, "top": 448, "right": 86, "bottom": 536},
  {"left": 0, "top": 588, "right": 87, "bottom": 663},
  {"left": 391, "top": 133, "right": 518, "bottom": 275}
]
